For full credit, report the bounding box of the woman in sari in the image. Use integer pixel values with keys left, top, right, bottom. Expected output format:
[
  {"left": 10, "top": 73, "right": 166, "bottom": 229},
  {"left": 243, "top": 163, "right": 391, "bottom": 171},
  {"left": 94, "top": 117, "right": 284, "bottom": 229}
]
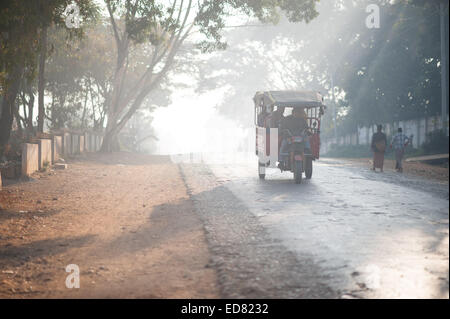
[{"left": 371, "top": 124, "right": 387, "bottom": 172}]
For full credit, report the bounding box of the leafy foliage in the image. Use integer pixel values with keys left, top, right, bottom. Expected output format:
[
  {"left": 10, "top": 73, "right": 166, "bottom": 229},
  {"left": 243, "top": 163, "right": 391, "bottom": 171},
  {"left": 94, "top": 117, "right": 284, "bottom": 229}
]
[
  {"left": 192, "top": 0, "right": 446, "bottom": 142},
  {"left": 422, "top": 129, "right": 449, "bottom": 154}
]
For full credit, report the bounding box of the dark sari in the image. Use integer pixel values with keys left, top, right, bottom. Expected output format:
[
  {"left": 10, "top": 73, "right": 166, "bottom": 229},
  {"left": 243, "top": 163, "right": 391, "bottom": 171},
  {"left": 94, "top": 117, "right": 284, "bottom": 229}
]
[{"left": 371, "top": 132, "right": 387, "bottom": 169}]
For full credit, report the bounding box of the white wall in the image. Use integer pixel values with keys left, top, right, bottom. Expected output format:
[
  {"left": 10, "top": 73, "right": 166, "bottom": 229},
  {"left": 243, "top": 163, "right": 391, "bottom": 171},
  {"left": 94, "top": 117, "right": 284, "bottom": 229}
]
[{"left": 321, "top": 115, "right": 449, "bottom": 153}]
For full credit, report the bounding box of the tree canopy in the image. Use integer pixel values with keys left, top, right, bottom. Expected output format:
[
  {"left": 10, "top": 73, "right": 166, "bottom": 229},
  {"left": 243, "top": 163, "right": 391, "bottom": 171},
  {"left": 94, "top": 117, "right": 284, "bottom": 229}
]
[
  {"left": 0, "top": 0, "right": 447, "bottom": 157},
  {"left": 193, "top": 0, "right": 447, "bottom": 138}
]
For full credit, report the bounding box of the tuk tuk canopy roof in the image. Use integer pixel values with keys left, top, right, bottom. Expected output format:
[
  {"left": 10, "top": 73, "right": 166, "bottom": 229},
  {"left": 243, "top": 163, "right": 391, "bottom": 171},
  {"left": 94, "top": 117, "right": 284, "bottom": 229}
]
[{"left": 254, "top": 90, "right": 324, "bottom": 108}]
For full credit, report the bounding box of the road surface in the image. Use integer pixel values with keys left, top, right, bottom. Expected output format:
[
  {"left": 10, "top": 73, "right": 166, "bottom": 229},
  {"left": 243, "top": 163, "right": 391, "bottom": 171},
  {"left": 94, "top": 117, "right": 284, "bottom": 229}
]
[
  {"left": 0, "top": 153, "right": 447, "bottom": 298},
  {"left": 180, "top": 156, "right": 449, "bottom": 299}
]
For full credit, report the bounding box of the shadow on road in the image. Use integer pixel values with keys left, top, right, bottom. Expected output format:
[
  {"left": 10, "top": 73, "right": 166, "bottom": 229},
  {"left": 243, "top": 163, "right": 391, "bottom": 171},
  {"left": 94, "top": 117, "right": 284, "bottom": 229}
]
[{"left": 0, "top": 234, "right": 96, "bottom": 267}]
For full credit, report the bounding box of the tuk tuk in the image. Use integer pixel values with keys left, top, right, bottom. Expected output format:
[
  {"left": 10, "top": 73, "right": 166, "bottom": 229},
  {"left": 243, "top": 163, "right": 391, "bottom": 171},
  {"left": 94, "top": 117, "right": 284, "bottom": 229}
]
[{"left": 254, "top": 90, "right": 325, "bottom": 184}]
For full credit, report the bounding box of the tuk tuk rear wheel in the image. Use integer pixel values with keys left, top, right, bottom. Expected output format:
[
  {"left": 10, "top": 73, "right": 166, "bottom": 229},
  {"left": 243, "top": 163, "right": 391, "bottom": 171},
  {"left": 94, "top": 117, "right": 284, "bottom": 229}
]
[
  {"left": 258, "top": 162, "right": 265, "bottom": 179},
  {"left": 305, "top": 157, "right": 313, "bottom": 179},
  {"left": 294, "top": 161, "right": 302, "bottom": 184}
]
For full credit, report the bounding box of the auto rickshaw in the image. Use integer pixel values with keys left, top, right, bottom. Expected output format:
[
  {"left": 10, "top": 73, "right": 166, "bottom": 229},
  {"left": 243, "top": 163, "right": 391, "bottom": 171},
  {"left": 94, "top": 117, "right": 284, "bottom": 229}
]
[{"left": 254, "top": 90, "right": 325, "bottom": 184}]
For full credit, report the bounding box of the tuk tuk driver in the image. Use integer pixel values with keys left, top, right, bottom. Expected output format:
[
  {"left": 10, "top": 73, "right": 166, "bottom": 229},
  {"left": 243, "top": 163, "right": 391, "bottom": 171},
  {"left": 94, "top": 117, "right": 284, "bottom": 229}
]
[{"left": 279, "top": 107, "right": 311, "bottom": 162}]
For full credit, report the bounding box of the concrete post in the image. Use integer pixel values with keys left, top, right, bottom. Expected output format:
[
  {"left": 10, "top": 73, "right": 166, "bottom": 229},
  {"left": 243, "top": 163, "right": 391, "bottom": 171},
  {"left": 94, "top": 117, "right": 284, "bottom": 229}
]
[
  {"left": 22, "top": 143, "right": 39, "bottom": 176},
  {"left": 36, "top": 139, "right": 52, "bottom": 170},
  {"left": 96, "top": 136, "right": 101, "bottom": 151},
  {"left": 79, "top": 135, "right": 85, "bottom": 153},
  {"left": 63, "top": 133, "right": 71, "bottom": 157},
  {"left": 52, "top": 135, "right": 62, "bottom": 163},
  {"left": 84, "top": 133, "right": 90, "bottom": 152},
  {"left": 71, "top": 134, "right": 79, "bottom": 154}
]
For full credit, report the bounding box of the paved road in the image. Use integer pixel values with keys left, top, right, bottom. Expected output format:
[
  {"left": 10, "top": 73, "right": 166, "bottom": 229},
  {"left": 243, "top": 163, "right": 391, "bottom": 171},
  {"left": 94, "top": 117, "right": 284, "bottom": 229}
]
[{"left": 181, "top": 156, "right": 449, "bottom": 298}]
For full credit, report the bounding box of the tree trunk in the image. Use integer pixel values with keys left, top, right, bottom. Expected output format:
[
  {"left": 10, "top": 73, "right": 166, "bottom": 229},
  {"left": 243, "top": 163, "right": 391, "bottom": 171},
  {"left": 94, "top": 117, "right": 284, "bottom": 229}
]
[
  {"left": 80, "top": 78, "right": 90, "bottom": 128},
  {"left": 100, "top": 86, "right": 145, "bottom": 152},
  {"left": 100, "top": 131, "right": 120, "bottom": 152},
  {"left": 100, "top": 60, "right": 127, "bottom": 152},
  {"left": 0, "top": 98, "right": 14, "bottom": 156},
  {"left": 37, "top": 26, "right": 47, "bottom": 133},
  {"left": 27, "top": 84, "right": 34, "bottom": 136},
  {"left": 13, "top": 106, "right": 23, "bottom": 135},
  {"left": 0, "top": 65, "right": 23, "bottom": 156},
  {"left": 100, "top": 1, "right": 188, "bottom": 152}
]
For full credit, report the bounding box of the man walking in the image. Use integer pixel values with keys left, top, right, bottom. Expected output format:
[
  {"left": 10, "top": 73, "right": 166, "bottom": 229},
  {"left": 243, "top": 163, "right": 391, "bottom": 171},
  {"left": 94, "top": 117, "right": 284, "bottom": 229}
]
[
  {"left": 371, "top": 124, "right": 387, "bottom": 172},
  {"left": 390, "top": 127, "right": 410, "bottom": 173}
]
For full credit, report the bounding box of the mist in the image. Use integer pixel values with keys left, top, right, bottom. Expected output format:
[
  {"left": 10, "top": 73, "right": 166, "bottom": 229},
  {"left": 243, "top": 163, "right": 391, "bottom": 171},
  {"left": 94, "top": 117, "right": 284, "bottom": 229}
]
[
  {"left": 0, "top": 0, "right": 448, "bottom": 302},
  {"left": 150, "top": 0, "right": 448, "bottom": 158}
]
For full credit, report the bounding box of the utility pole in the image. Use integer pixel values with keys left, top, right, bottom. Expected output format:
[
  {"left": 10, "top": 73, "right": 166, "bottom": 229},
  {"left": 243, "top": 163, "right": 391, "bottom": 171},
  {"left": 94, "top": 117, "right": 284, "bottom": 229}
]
[
  {"left": 330, "top": 72, "right": 337, "bottom": 141},
  {"left": 440, "top": 1, "right": 449, "bottom": 135}
]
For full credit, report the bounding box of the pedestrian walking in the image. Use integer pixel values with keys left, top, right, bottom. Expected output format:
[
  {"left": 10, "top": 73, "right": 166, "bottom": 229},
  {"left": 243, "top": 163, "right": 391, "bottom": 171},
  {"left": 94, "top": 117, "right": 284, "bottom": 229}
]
[
  {"left": 371, "top": 124, "right": 387, "bottom": 172},
  {"left": 390, "top": 127, "right": 410, "bottom": 173}
]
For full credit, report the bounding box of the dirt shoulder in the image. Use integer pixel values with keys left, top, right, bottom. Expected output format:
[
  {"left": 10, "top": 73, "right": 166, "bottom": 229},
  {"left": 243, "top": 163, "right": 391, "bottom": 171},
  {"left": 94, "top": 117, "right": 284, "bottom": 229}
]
[
  {"left": 0, "top": 152, "right": 219, "bottom": 298},
  {"left": 326, "top": 157, "right": 449, "bottom": 183}
]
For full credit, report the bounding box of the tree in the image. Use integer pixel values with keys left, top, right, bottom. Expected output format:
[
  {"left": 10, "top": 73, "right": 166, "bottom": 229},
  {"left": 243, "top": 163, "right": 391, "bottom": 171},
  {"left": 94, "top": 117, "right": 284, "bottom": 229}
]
[
  {"left": 0, "top": 0, "right": 97, "bottom": 156},
  {"left": 45, "top": 22, "right": 113, "bottom": 130},
  {"left": 100, "top": 0, "right": 319, "bottom": 151},
  {"left": 191, "top": 0, "right": 445, "bottom": 141},
  {"left": 1, "top": 0, "right": 40, "bottom": 156},
  {"left": 36, "top": 0, "right": 99, "bottom": 132}
]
